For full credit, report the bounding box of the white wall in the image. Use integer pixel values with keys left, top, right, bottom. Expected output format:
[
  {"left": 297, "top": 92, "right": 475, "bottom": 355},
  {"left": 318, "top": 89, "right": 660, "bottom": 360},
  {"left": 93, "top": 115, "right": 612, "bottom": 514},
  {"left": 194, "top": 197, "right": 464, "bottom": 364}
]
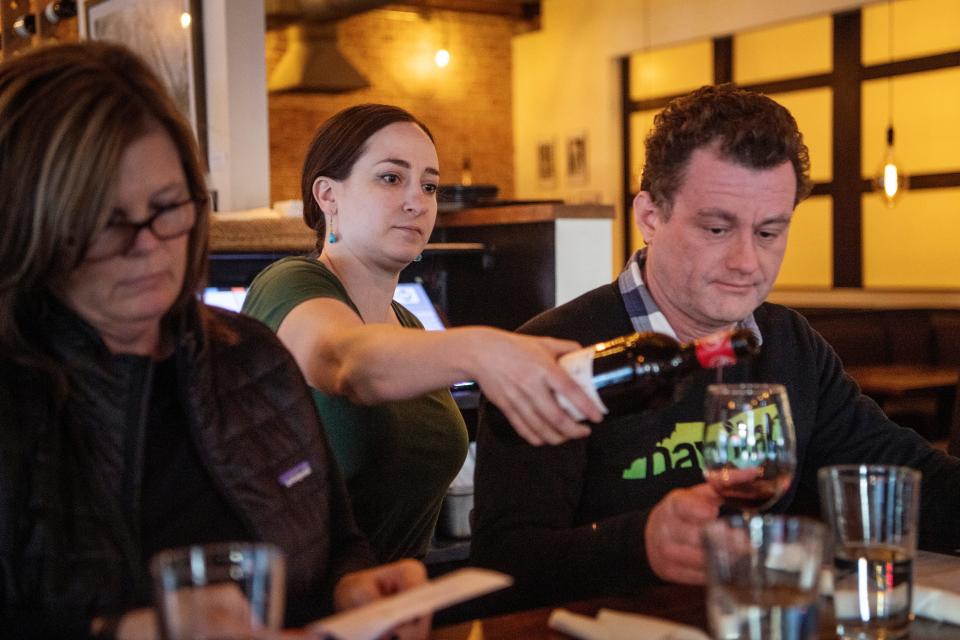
[
  {"left": 513, "top": 0, "right": 878, "bottom": 271},
  {"left": 203, "top": 0, "right": 270, "bottom": 212}
]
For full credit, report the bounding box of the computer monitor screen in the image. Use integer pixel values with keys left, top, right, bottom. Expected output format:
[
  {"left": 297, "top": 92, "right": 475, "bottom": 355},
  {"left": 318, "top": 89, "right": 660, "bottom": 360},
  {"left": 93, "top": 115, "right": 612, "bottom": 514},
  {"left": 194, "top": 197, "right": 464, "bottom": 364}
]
[
  {"left": 204, "top": 281, "right": 446, "bottom": 332},
  {"left": 203, "top": 286, "right": 248, "bottom": 313},
  {"left": 393, "top": 282, "right": 445, "bottom": 331}
]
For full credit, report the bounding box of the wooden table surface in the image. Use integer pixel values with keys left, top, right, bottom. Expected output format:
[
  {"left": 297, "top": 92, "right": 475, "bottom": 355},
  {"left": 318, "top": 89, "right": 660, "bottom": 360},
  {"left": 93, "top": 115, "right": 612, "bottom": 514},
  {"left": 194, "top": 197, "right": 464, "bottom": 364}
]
[
  {"left": 846, "top": 364, "right": 959, "bottom": 397},
  {"left": 430, "top": 583, "right": 960, "bottom": 639}
]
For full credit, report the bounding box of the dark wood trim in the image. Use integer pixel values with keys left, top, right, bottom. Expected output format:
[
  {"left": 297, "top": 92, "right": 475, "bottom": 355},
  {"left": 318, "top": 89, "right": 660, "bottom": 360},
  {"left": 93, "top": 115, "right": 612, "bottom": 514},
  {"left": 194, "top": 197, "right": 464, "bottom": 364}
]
[
  {"left": 740, "top": 73, "right": 833, "bottom": 95},
  {"left": 714, "top": 36, "right": 733, "bottom": 84},
  {"left": 626, "top": 47, "right": 960, "bottom": 119},
  {"left": 907, "top": 172, "right": 960, "bottom": 190},
  {"left": 400, "top": 0, "right": 535, "bottom": 18},
  {"left": 620, "top": 56, "right": 634, "bottom": 260},
  {"left": 832, "top": 10, "right": 863, "bottom": 288},
  {"left": 860, "top": 171, "right": 960, "bottom": 192},
  {"left": 628, "top": 50, "right": 960, "bottom": 116},
  {"left": 630, "top": 72, "right": 834, "bottom": 112},
  {"left": 629, "top": 94, "right": 686, "bottom": 113},
  {"left": 810, "top": 182, "right": 833, "bottom": 197},
  {"left": 863, "top": 50, "right": 960, "bottom": 80}
]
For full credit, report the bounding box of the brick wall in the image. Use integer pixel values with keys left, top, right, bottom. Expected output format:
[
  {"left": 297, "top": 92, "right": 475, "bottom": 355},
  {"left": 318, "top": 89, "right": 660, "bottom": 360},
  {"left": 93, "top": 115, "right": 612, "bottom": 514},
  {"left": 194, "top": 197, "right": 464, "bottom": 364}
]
[{"left": 266, "top": 6, "right": 517, "bottom": 206}]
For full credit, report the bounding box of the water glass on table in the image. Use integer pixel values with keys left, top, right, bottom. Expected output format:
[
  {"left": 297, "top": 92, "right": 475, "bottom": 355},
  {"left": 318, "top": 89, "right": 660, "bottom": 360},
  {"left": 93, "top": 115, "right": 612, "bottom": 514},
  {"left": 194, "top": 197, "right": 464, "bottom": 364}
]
[
  {"left": 703, "top": 515, "right": 825, "bottom": 640},
  {"left": 151, "top": 541, "right": 286, "bottom": 640},
  {"left": 818, "top": 465, "right": 920, "bottom": 640}
]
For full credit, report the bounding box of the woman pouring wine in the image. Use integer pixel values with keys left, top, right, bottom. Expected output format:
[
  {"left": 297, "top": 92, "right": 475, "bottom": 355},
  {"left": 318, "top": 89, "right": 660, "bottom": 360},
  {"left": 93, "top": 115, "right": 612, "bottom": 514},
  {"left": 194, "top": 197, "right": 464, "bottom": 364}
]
[{"left": 242, "top": 104, "right": 604, "bottom": 563}]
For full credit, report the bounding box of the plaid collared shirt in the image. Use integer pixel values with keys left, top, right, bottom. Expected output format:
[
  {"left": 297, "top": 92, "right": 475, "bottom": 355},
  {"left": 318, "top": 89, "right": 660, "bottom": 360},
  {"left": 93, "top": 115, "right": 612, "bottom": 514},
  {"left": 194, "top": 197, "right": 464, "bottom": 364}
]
[{"left": 617, "top": 248, "right": 763, "bottom": 345}]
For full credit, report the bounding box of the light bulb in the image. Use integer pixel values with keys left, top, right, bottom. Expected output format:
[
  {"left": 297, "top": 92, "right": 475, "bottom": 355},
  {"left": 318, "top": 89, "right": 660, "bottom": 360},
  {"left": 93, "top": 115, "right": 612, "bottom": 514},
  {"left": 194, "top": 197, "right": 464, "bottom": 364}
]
[
  {"left": 873, "top": 127, "right": 908, "bottom": 207},
  {"left": 434, "top": 49, "right": 450, "bottom": 68},
  {"left": 882, "top": 162, "right": 899, "bottom": 199},
  {"left": 180, "top": 12, "right": 192, "bottom": 29}
]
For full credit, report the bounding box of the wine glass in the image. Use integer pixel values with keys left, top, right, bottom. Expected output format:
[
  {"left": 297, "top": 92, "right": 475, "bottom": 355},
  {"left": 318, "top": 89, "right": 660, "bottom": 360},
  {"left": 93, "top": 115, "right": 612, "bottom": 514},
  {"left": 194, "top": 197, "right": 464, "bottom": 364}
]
[{"left": 702, "top": 383, "right": 797, "bottom": 518}]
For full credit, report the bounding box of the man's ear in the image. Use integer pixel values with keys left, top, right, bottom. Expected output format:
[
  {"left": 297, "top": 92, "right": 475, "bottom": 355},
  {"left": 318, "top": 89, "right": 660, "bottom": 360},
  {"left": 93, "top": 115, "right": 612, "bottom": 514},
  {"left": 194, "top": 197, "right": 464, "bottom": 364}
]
[
  {"left": 312, "top": 176, "right": 337, "bottom": 216},
  {"left": 633, "top": 191, "right": 663, "bottom": 245}
]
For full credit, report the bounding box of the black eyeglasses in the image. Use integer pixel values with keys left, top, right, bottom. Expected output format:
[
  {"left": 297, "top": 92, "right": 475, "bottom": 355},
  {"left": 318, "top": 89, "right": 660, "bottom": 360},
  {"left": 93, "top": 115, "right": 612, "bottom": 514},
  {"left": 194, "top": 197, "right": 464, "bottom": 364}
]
[{"left": 84, "top": 197, "right": 202, "bottom": 260}]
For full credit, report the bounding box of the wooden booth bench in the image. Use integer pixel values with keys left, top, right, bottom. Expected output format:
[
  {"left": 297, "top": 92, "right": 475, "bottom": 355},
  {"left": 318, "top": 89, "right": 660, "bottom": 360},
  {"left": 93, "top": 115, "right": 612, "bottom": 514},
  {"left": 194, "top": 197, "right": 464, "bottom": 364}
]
[{"left": 769, "top": 290, "right": 960, "bottom": 446}]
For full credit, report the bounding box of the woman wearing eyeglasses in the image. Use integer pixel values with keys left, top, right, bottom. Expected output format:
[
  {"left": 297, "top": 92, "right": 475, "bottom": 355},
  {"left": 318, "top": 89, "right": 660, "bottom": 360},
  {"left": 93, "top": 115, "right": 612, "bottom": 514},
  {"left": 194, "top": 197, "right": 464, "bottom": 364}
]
[{"left": 0, "top": 43, "right": 428, "bottom": 640}]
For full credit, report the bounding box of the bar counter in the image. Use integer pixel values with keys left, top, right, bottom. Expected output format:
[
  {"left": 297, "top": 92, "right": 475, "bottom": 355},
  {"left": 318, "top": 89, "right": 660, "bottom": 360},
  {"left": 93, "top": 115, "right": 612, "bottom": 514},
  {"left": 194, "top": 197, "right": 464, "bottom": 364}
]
[{"left": 208, "top": 202, "right": 615, "bottom": 254}]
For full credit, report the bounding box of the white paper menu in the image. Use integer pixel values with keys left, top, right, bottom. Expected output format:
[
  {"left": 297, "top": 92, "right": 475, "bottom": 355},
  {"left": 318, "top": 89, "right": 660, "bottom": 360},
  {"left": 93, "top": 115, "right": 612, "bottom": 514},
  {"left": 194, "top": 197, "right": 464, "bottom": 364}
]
[{"left": 307, "top": 568, "right": 512, "bottom": 639}]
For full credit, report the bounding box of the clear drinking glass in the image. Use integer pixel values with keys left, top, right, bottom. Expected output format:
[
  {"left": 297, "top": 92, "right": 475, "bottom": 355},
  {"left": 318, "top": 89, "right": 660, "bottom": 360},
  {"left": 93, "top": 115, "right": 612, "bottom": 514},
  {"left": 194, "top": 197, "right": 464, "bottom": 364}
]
[
  {"left": 702, "top": 383, "right": 797, "bottom": 517},
  {"left": 151, "top": 541, "right": 286, "bottom": 640},
  {"left": 704, "top": 515, "right": 825, "bottom": 640},
  {"left": 818, "top": 464, "right": 920, "bottom": 640}
]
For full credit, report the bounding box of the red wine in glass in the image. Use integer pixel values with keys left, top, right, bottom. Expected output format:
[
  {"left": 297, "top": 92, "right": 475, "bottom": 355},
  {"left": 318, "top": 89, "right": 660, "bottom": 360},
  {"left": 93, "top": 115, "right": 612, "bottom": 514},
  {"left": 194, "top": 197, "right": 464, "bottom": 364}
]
[{"left": 702, "top": 383, "right": 797, "bottom": 517}]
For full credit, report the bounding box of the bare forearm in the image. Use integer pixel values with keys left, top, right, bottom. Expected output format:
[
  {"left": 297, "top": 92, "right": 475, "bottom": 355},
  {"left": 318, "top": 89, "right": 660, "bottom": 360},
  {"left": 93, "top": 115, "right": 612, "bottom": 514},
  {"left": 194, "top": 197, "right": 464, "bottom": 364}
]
[
  {"left": 280, "top": 298, "right": 600, "bottom": 444},
  {"left": 325, "top": 325, "right": 485, "bottom": 404}
]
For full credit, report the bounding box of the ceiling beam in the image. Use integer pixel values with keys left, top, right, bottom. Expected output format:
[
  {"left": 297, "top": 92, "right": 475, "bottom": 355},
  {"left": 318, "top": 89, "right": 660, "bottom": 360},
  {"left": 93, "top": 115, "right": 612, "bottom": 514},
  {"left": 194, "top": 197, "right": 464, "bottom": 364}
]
[{"left": 393, "top": 0, "right": 538, "bottom": 18}]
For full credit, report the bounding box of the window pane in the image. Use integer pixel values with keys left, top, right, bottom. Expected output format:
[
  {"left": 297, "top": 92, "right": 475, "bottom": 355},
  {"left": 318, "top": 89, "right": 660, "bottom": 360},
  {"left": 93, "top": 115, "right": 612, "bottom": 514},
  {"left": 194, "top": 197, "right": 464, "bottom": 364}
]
[
  {"left": 863, "top": 188, "right": 960, "bottom": 288},
  {"left": 734, "top": 16, "right": 831, "bottom": 85},
  {"left": 863, "top": 0, "right": 960, "bottom": 66},
  {"left": 862, "top": 67, "right": 960, "bottom": 176},
  {"left": 776, "top": 195, "right": 833, "bottom": 288},
  {"left": 629, "top": 40, "right": 712, "bottom": 101},
  {"left": 767, "top": 88, "right": 833, "bottom": 183},
  {"left": 629, "top": 110, "right": 657, "bottom": 195}
]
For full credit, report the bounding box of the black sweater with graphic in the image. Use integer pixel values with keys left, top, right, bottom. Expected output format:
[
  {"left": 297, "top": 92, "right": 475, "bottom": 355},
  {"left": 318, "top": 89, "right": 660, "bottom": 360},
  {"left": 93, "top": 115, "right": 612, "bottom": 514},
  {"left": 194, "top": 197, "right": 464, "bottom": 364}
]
[{"left": 472, "top": 282, "right": 960, "bottom": 607}]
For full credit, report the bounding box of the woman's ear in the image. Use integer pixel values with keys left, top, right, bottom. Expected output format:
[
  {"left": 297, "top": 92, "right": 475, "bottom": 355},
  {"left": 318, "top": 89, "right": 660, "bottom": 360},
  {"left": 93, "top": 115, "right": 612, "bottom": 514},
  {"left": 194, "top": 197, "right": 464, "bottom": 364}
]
[{"left": 312, "top": 176, "right": 337, "bottom": 216}]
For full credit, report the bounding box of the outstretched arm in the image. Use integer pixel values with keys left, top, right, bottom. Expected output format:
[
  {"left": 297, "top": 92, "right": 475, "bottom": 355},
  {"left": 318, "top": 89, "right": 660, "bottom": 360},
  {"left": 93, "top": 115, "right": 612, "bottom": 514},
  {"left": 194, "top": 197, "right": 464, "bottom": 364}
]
[{"left": 278, "top": 297, "right": 602, "bottom": 445}]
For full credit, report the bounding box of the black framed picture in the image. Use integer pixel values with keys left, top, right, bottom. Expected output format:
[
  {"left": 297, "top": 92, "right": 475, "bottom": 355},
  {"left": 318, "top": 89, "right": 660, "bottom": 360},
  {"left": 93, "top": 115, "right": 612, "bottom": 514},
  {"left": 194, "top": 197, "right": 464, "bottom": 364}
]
[
  {"left": 537, "top": 138, "right": 557, "bottom": 189},
  {"left": 566, "top": 133, "right": 588, "bottom": 186},
  {"left": 80, "top": 0, "right": 207, "bottom": 165}
]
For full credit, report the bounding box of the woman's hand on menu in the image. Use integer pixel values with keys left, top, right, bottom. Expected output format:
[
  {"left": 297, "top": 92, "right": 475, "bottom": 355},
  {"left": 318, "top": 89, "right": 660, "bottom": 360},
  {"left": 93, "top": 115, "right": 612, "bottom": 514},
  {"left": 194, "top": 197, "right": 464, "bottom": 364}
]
[
  {"left": 644, "top": 483, "right": 723, "bottom": 585},
  {"left": 334, "top": 559, "right": 431, "bottom": 640},
  {"left": 467, "top": 329, "right": 601, "bottom": 446}
]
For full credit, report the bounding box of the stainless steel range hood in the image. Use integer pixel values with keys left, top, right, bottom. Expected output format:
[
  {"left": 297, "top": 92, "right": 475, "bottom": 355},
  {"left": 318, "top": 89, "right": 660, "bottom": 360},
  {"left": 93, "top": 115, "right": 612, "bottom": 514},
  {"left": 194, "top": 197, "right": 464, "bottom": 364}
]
[{"left": 266, "top": 0, "right": 390, "bottom": 93}]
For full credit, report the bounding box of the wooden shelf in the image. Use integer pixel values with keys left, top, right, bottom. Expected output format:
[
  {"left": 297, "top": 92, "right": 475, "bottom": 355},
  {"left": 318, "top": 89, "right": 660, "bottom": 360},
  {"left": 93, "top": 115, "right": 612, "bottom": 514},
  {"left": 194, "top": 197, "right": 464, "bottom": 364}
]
[
  {"left": 209, "top": 214, "right": 314, "bottom": 253},
  {"left": 209, "top": 202, "right": 615, "bottom": 253},
  {"left": 437, "top": 202, "right": 614, "bottom": 227}
]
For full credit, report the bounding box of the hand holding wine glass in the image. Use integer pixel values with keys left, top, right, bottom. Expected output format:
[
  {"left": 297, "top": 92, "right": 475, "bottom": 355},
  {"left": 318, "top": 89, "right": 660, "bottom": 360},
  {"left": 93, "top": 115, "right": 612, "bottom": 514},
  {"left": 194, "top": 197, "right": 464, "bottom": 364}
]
[{"left": 702, "top": 383, "right": 797, "bottom": 517}]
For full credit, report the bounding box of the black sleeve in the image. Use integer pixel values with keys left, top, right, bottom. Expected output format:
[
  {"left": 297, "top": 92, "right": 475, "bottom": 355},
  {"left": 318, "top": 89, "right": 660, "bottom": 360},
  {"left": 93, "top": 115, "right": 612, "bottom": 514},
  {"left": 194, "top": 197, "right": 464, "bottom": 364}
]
[
  {"left": 471, "top": 284, "right": 658, "bottom": 608},
  {"left": 471, "top": 398, "right": 657, "bottom": 609},
  {"left": 317, "top": 436, "right": 375, "bottom": 609},
  {"left": 282, "top": 390, "right": 375, "bottom": 627},
  {"left": 0, "top": 376, "right": 93, "bottom": 638},
  {"left": 0, "top": 608, "right": 96, "bottom": 639}
]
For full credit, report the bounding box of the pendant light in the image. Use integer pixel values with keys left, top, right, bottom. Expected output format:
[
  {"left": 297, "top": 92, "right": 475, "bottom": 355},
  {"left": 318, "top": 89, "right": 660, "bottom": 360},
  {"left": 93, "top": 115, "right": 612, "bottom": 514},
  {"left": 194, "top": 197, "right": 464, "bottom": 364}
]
[
  {"left": 434, "top": 13, "right": 451, "bottom": 68},
  {"left": 873, "top": 0, "right": 908, "bottom": 206}
]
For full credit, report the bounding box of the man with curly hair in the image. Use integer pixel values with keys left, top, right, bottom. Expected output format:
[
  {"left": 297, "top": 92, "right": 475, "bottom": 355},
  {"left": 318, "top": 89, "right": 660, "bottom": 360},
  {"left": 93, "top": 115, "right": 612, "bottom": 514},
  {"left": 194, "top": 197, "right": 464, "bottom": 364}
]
[{"left": 472, "top": 84, "right": 960, "bottom": 608}]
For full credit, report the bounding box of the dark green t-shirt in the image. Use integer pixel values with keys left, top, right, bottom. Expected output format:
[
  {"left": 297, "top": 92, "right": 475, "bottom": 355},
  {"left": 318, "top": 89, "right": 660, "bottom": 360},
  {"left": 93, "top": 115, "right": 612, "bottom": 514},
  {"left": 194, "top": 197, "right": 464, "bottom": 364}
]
[{"left": 242, "top": 256, "right": 469, "bottom": 561}]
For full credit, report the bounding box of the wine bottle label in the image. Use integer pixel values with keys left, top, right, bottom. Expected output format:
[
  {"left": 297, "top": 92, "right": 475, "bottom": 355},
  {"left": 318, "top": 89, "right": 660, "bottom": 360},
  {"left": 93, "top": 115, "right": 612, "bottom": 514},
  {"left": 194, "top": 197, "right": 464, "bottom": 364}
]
[
  {"left": 694, "top": 331, "right": 736, "bottom": 368},
  {"left": 555, "top": 346, "right": 609, "bottom": 421}
]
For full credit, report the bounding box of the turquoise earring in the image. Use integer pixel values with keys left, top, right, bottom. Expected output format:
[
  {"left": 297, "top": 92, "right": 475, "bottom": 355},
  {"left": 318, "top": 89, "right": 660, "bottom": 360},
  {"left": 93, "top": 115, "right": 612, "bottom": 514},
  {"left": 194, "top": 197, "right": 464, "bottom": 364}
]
[{"left": 327, "top": 215, "right": 337, "bottom": 244}]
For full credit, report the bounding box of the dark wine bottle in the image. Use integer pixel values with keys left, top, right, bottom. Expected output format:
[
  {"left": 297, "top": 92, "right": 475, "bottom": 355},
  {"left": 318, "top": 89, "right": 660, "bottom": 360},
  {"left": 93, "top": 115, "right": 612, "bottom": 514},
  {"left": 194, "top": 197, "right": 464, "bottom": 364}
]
[
  {"left": 557, "top": 328, "right": 759, "bottom": 420},
  {"left": 13, "top": 14, "right": 37, "bottom": 38},
  {"left": 45, "top": 1, "right": 78, "bottom": 23}
]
